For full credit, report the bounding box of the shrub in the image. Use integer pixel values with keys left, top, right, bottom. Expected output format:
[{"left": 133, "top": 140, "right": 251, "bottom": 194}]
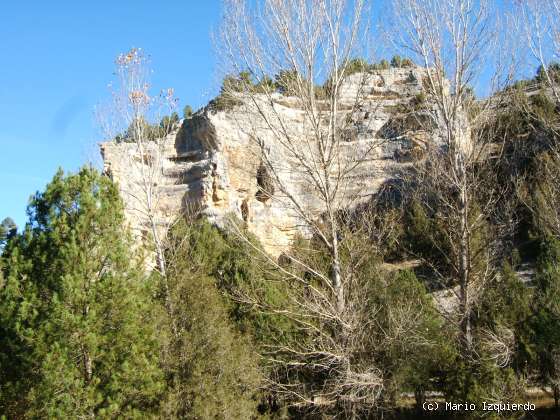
[
  {"left": 254, "top": 75, "right": 275, "bottom": 93},
  {"left": 183, "top": 105, "right": 193, "bottom": 119},
  {"left": 401, "top": 57, "right": 414, "bottom": 67},
  {"left": 370, "top": 59, "right": 391, "bottom": 71},
  {"left": 274, "top": 69, "right": 300, "bottom": 96},
  {"left": 536, "top": 62, "right": 560, "bottom": 84},
  {"left": 344, "top": 57, "right": 369, "bottom": 75},
  {"left": 391, "top": 55, "right": 403, "bottom": 68},
  {"left": 208, "top": 72, "right": 252, "bottom": 111},
  {"left": 160, "top": 219, "right": 291, "bottom": 418}
]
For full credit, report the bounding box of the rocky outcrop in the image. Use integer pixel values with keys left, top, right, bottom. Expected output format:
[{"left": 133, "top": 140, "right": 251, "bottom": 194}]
[{"left": 101, "top": 67, "right": 449, "bottom": 256}]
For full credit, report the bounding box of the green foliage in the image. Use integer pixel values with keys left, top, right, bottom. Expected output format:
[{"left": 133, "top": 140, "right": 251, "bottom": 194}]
[
  {"left": 344, "top": 57, "right": 369, "bottom": 76},
  {"left": 274, "top": 69, "right": 300, "bottom": 96},
  {"left": 0, "top": 217, "right": 16, "bottom": 251},
  {"left": 536, "top": 62, "right": 560, "bottom": 84},
  {"left": 488, "top": 87, "right": 560, "bottom": 253},
  {"left": 411, "top": 92, "right": 426, "bottom": 108},
  {"left": 373, "top": 269, "right": 451, "bottom": 408},
  {"left": 403, "top": 200, "right": 452, "bottom": 279},
  {"left": 0, "top": 167, "right": 164, "bottom": 418},
  {"left": 506, "top": 62, "right": 560, "bottom": 93},
  {"left": 114, "top": 112, "right": 179, "bottom": 143},
  {"left": 209, "top": 57, "right": 420, "bottom": 111},
  {"left": 478, "top": 264, "right": 534, "bottom": 376},
  {"left": 168, "top": 219, "right": 295, "bottom": 344},
  {"left": 390, "top": 55, "right": 403, "bottom": 68},
  {"left": 339, "top": 56, "right": 416, "bottom": 76},
  {"left": 126, "top": 116, "right": 156, "bottom": 141},
  {"left": 401, "top": 57, "right": 414, "bottom": 67},
  {"left": 160, "top": 111, "right": 179, "bottom": 130},
  {"left": 479, "top": 264, "right": 531, "bottom": 329},
  {"left": 7, "top": 58, "right": 560, "bottom": 417},
  {"left": 210, "top": 69, "right": 317, "bottom": 111},
  {"left": 223, "top": 71, "right": 254, "bottom": 93},
  {"left": 160, "top": 219, "right": 263, "bottom": 418},
  {"left": 387, "top": 55, "right": 414, "bottom": 68},
  {"left": 208, "top": 72, "right": 250, "bottom": 111},
  {"left": 254, "top": 75, "right": 275, "bottom": 92},
  {"left": 265, "top": 229, "right": 449, "bottom": 412},
  {"left": 435, "top": 265, "right": 529, "bottom": 416},
  {"left": 441, "top": 357, "right": 524, "bottom": 419},
  {"left": 526, "top": 237, "right": 560, "bottom": 403},
  {"left": 370, "top": 59, "right": 390, "bottom": 70},
  {"left": 183, "top": 104, "right": 193, "bottom": 119}
]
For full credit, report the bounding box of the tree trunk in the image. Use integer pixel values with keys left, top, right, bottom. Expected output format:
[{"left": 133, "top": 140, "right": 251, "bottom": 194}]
[
  {"left": 414, "top": 387, "right": 426, "bottom": 415},
  {"left": 83, "top": 349, "right": 92, "bottom": 384},
  {"left": 456, "top": 146, "right": 472, "bottom": 356},
  {"left": 82, "top": 304, "right": 93, "bottom": 384},
  {"left": 331, "top": 233, "right": 344, "bottom": 315}
]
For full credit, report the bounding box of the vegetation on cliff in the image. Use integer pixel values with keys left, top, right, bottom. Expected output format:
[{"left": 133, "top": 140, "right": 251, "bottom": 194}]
[{"left": 4, "top": 0, "right": 560, "bottom": 418}]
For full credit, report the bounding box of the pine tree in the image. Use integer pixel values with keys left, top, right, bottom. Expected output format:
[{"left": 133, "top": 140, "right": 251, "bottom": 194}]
[{"left": 0, "top": 167, "right": 164, "bottom": 418}]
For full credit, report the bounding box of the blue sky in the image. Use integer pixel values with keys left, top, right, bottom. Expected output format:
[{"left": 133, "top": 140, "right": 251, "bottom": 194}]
[
  {"left": 0, "top": 0, "right": 535, "bottom": 229},
  {"left": 0, "top": 1, "right": 221, "bottom": 228}
]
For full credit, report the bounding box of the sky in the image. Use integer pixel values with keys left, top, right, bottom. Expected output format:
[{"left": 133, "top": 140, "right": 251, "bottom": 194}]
[
  {"left": 0, "top": 0, "right": 534, "bottom": 230},
  {"left": 0, "top": 1, "right": 222, "bottom": 228}
]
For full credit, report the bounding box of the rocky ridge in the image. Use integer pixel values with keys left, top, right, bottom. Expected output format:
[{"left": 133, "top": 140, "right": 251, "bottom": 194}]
[{"left": 101, "top": 67, "right": 446, "bottom": 256}]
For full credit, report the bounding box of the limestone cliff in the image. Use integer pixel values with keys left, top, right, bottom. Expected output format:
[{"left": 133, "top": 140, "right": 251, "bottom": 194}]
[{"left": 100, "top": 67, "right": 448, "bottom": 256}]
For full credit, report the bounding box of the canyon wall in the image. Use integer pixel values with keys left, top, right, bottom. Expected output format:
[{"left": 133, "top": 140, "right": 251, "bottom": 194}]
[{"left": 101, "top": 67, "right": 449, "bottom": 256}]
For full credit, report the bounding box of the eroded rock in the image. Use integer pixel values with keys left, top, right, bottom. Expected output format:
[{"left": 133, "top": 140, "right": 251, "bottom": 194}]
[{"left": 101, "top": 67, "right": 455, "bottom": 256}]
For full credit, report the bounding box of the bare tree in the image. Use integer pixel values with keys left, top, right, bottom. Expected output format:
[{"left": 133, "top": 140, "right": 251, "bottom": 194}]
[
  {"left": 216, "top": 0, "right": 401, "bottom": 412},
  {"left": 514, "top": 0, "right": 560, "bottom": 241},
  {"left": 390, "top": 0, "right": 511, "bottom": 358},
  {"left": 219, "top": 0, "right": 378, "bottom": 313},
  {"left": 519, "top": 0, "right": 560, "bottom": 105},
  {"left": 97, "top": 49, "right": 180, "bottom": 321},
  {"left": 228, "top": 204, "right": 421, "bottom": 414}
]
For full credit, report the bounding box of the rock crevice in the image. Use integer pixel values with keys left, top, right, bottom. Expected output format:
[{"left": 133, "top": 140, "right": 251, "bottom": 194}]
[{"left": 101, "top": 67, "right": 453, "bottom": 256}]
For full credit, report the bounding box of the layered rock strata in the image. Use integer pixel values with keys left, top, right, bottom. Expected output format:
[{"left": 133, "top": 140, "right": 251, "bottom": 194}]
[{"left": 101, "top": 67, "right": 450, "bottom": 256}]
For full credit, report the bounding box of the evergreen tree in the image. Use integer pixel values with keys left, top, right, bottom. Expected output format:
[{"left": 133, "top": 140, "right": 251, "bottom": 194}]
[
  {"left": 379, "top": 59, "right": 390, "bottom": 70},
  {"left": 390, "top": 55, "right": 402, "bottom": 68},
  {"left": 0, "top": 167, "right": 164, "bottom": 418},
  {"left": 479, "top": 262, "right": 533, "bottom": 372},
  {"left": 401, "top": 57, "right": 414, "bottom": 67},
  {"left": 373, "top": 269, "right": 450, "bottom": 412},
  {"left": 160, "top": 219, "right": 261, "bottom": 419},
  {"left": 530, "top": 237, "right": 560, "bottom": 408},
  {"left": 183, "top": 104, "right": 193, "bottom": 119},
  {"left": 274, "top": 69, "right": 300, "bottom": 95},
  {"left": 160, "top": 112, "right": 179, "bottom": 131},
  {"left": 0, "top": 217, "right": 16, "bottom": 251},
  {"left": 437, "top": 263, "right": 531, "bottom": 416}
]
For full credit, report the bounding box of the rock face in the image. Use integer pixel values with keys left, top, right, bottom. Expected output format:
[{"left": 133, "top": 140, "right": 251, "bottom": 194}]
[{"left": 101, "top": 67, "right": 447, "bottom": 256}]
